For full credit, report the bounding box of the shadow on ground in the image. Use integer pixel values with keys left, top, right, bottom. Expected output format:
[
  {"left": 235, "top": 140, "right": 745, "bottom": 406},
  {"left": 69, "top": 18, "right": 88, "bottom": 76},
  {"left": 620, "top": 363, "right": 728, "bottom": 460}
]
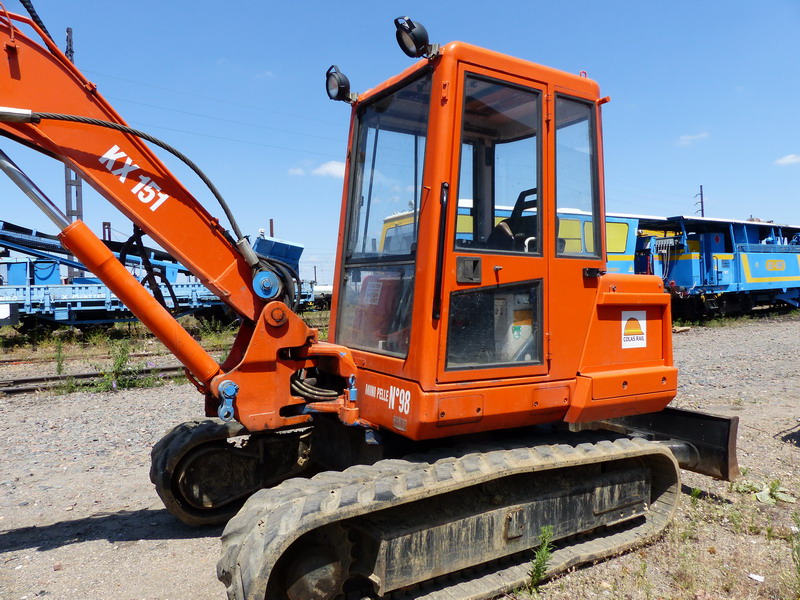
[
  {"left": 777, "top": 421, "right": 800, "bottom": 447},
  {"left": 680, "top": 483, "right": 733, "bottom": 504},
  {"left": 0, "top": 508, "right": 222, "bottom": 552}
]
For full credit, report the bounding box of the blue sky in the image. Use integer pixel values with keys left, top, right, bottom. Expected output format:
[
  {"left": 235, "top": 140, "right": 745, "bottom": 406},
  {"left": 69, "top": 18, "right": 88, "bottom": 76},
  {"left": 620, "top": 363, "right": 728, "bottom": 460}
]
[{"left": 1, "top": 1, "right": 798, "bottom": 283}]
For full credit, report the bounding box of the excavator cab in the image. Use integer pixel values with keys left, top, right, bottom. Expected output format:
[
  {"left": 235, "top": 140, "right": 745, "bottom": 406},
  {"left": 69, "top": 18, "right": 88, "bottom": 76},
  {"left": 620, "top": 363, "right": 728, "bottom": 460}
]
[{"left": 327, "top": 38, "right": 677, "bottom": 440}]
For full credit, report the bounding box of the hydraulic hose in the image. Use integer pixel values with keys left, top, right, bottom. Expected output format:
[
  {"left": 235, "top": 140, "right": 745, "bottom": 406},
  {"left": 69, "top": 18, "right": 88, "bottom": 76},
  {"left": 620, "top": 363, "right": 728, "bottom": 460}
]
[
  {"left": 290, "top": 373, "right": 339, "bottom": 401},
  {"left": 29, "top": 111, "right": 244, "bottom": 242},
  {"left": 21, "top": 111, "right": 299, "bottom": 308},
  {"left": 18, "top": 0, "right": 53, "bottom": 43}
]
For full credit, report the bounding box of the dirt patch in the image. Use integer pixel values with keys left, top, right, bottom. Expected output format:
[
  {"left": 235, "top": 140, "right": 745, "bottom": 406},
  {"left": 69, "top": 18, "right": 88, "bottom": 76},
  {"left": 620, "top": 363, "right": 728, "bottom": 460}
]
[{"left": 1, "top": 315, "right": 799, "bottom": 599}]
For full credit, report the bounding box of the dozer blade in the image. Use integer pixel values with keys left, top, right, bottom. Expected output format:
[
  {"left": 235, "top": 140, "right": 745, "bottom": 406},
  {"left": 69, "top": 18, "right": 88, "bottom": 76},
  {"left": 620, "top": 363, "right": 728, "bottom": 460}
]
[
  {"left": 218, "top": 432, "right": 680, "bottom": 600},
  {"left": 595, "top": 406, "right": 740, "bottom": 481}
]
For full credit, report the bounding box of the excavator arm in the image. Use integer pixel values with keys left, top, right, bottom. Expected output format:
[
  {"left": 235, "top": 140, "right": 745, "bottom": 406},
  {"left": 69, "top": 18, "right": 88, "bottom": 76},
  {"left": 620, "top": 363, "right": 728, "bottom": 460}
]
[{"left": 0, "top": 10, "right": 358, "bottom": 431}]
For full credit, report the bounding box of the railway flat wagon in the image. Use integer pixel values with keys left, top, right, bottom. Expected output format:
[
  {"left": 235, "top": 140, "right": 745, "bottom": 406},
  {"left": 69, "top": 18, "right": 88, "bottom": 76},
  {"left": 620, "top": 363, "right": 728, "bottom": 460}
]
[
  {"left": 620, "top": 215, "right": 800, "bottom": 318},
  {"left": 0, "top": 220, "right": 225, "bottom": 328}
]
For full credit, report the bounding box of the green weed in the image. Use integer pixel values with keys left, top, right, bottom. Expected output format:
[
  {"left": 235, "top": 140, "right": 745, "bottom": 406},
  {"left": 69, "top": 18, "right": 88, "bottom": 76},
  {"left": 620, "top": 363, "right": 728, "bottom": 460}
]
[
  {"left": 634, "top": 554, "right": 654, "bottom": 599},
  {"left": 90, "top": 340, "right": 164, "bottom": 391},
  {"left": 56, "top": 376, "right": 78, "bottom": 394},
  {"left": 528, "top": 525, "right": 554, "bottom": 593},
  {"left": 55, "top": 339, "right": 65, "bottom": 375},
  {"left": 734, "top": 478, "right": 797, "bottom": 505},
  {"left": 93, "top": 339, "right": 132, "bottom": 391}
]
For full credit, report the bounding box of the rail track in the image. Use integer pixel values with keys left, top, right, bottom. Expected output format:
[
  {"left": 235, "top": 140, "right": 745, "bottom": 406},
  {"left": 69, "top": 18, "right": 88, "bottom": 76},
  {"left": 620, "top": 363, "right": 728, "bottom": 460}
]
[
  {"left": 0, "top": 364, "right": 186, "bottom": 395},
  {"left": 0, "top": 346, "right": 234, "bottom": 366},
  {"left": 0, "top": 350, "right": 168, "bottom": 366}
]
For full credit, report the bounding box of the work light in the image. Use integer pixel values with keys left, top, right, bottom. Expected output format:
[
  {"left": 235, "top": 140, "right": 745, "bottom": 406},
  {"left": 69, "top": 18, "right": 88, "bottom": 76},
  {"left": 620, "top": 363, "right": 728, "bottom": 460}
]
[
  {"left": 394, "top": 17, "right": 430, "bottom": 58},
  {"left": 325, "top": 65, "right": 352, "bottom": 102}
]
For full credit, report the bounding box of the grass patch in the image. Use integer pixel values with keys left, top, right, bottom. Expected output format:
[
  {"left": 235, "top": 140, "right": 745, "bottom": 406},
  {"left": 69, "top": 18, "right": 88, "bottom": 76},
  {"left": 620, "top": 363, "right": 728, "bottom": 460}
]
[
  {"left": 91, "top": 339, "right": 138, "bottom": 391},
  {"left": 55, "top": 339, "right": 65, "bottom": 375},
  {"left": 301, "top": 310, "right": 330, "bottom": 341}
]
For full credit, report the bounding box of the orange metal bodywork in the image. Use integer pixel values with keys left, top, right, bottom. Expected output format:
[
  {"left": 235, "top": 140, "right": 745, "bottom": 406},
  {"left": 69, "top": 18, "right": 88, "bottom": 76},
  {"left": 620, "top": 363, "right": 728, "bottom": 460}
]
[
  {"left": 208, "top": 303, "right": 358, "bottom": 431},
  {"left": 0, "top": 13, "right": 676, "bottom": 441},
  {"left": 327, "top": 43, "right": 677, "bottom": 439}
]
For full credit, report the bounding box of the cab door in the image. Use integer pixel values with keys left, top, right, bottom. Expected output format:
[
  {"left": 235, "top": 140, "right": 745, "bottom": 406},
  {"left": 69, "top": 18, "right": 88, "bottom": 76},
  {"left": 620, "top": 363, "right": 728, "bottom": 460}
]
[{"left": 437, "top": 66, "right": 549, "bottom": 384}]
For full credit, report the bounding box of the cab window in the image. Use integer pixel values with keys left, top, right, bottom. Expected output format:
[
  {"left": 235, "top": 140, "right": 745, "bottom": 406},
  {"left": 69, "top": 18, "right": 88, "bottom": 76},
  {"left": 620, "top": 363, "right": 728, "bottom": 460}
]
[
  {"left": 555, "top": 96, "right": 600, "bottom": 258},
  {"left": 455, "top": 75, "right": 541, "bottom": 254}
]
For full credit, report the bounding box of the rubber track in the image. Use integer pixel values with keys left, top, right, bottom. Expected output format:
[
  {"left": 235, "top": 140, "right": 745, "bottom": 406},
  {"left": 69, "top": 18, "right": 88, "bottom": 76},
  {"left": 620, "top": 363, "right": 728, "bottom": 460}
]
[
  {"left": 150, "top": 419, "right": 246, "bottom": 526},
  {"left": 217, "top": 433, "right": 680, "bottom": 600}
]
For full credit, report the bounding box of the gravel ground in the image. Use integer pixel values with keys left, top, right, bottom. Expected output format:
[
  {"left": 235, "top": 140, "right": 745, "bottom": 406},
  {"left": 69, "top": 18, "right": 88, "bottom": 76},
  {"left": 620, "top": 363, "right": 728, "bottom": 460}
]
[{"left": 1, "top": 315, "right": 799, "bottom": 600}]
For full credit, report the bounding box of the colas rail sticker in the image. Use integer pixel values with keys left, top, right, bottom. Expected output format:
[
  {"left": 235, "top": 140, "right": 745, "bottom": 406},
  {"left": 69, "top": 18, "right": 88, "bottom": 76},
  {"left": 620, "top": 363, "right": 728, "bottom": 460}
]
[{"left": 621, "top": 310, "right": 647, "bottom": 348}]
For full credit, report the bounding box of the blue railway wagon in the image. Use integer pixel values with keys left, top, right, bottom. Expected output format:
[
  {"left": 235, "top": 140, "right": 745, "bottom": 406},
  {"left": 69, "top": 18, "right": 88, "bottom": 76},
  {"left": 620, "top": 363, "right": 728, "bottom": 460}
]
[
  {"left": 0, "top": 255, "right": 224, "bottom": 327},
  {"left": 631, "top": 215, "right": 800, "bottom": 317},
  {"left": 0, "top": 219, "right": 225, "bottom": 328},
  {"left": 0, "top": 221, "right": 317, "bottom": 328},
  {"left": 449, "top": 201, "right": 640, "bottom": 263}
]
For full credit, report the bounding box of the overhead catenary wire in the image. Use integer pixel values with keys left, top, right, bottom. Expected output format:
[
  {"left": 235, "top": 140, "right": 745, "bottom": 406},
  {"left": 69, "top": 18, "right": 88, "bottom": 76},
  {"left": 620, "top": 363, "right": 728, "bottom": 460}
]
[
  {"left": 83, "top": 69, "right": 336, "bottom": 127},
  {"left": 106, "top": 96, "right": 341, "bottom": 144},
  {"left": 125, "top": 120, "right": 342, "bottom": 160}
]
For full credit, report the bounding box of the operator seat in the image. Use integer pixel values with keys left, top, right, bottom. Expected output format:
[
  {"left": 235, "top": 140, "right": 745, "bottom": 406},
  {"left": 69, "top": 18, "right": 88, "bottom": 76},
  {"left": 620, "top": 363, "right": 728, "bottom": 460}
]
[
  {"left": 486, "top": 187, "right": 538, "bottom": 252},
  {"left": 486, "top": 215, "right": 537, "bottom": 251}
]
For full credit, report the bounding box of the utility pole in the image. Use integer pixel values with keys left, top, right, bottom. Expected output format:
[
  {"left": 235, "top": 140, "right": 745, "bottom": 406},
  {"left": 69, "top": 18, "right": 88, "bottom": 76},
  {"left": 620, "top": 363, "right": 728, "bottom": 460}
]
[
  {"left": 64, "top": 27, "right": 85, "bottom": 280},
  {"left": 694, "top": 185, "right": 705, "bottom": 217}
]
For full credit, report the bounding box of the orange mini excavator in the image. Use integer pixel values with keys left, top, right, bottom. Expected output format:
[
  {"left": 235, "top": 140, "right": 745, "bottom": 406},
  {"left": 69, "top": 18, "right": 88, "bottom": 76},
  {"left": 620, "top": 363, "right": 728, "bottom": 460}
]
[{"left": 0, "top": 8, "right": 738, "bottom": 600}]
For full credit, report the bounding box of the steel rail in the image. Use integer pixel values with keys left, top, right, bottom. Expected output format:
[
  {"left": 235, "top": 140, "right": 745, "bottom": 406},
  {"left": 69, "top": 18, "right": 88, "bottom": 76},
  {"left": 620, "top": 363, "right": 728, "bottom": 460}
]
[{"left": 0, "top": 364, "right": 186, "bottom": 394}]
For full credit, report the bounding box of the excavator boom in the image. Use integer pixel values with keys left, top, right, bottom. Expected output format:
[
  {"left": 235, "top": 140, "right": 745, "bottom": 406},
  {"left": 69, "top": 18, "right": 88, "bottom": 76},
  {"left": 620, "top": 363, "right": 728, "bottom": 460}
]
[{"left": 0, "top": 10, "right": 262, "bottom": 322}]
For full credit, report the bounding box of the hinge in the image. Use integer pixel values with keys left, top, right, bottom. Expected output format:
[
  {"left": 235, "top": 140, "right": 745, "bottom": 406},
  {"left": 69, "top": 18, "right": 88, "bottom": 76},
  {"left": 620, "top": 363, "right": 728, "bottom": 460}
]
[
  {"left": 441, "top": 80, "right": 449, "bottom": 104},
  {"left": 545, "top": 94, "right": 552, "bottom": 126},
  {"left": 545, "top": 331, "right": 552, "bottom": 360}
]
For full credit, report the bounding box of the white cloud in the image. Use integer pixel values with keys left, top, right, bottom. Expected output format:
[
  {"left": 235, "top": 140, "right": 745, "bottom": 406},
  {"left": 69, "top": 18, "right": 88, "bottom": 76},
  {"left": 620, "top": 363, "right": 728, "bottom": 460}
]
[
  {"left": 676, "top": 132, "right": 709, "bottom": 146},
  {"left": 312, "top": 161, "right": 346, "bottom": 178},
  {"left": 775, "top": 154, "right": 800, "bottom": 166},
  {"left": 288, "top": 167, "right": 306, "bottom": 176}
]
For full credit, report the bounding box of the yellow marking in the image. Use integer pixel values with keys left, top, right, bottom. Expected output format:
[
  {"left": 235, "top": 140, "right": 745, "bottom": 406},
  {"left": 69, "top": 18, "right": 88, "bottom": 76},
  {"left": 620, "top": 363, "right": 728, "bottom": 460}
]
[
  {"left": 766, "top": 259, "right": 786, "bottom": 271},
  {"left": 653, "top": 253, "right": 701, "bottom": 262},
  {"left": 741, "top": 254, "right": 800, "bottom": 283}
]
